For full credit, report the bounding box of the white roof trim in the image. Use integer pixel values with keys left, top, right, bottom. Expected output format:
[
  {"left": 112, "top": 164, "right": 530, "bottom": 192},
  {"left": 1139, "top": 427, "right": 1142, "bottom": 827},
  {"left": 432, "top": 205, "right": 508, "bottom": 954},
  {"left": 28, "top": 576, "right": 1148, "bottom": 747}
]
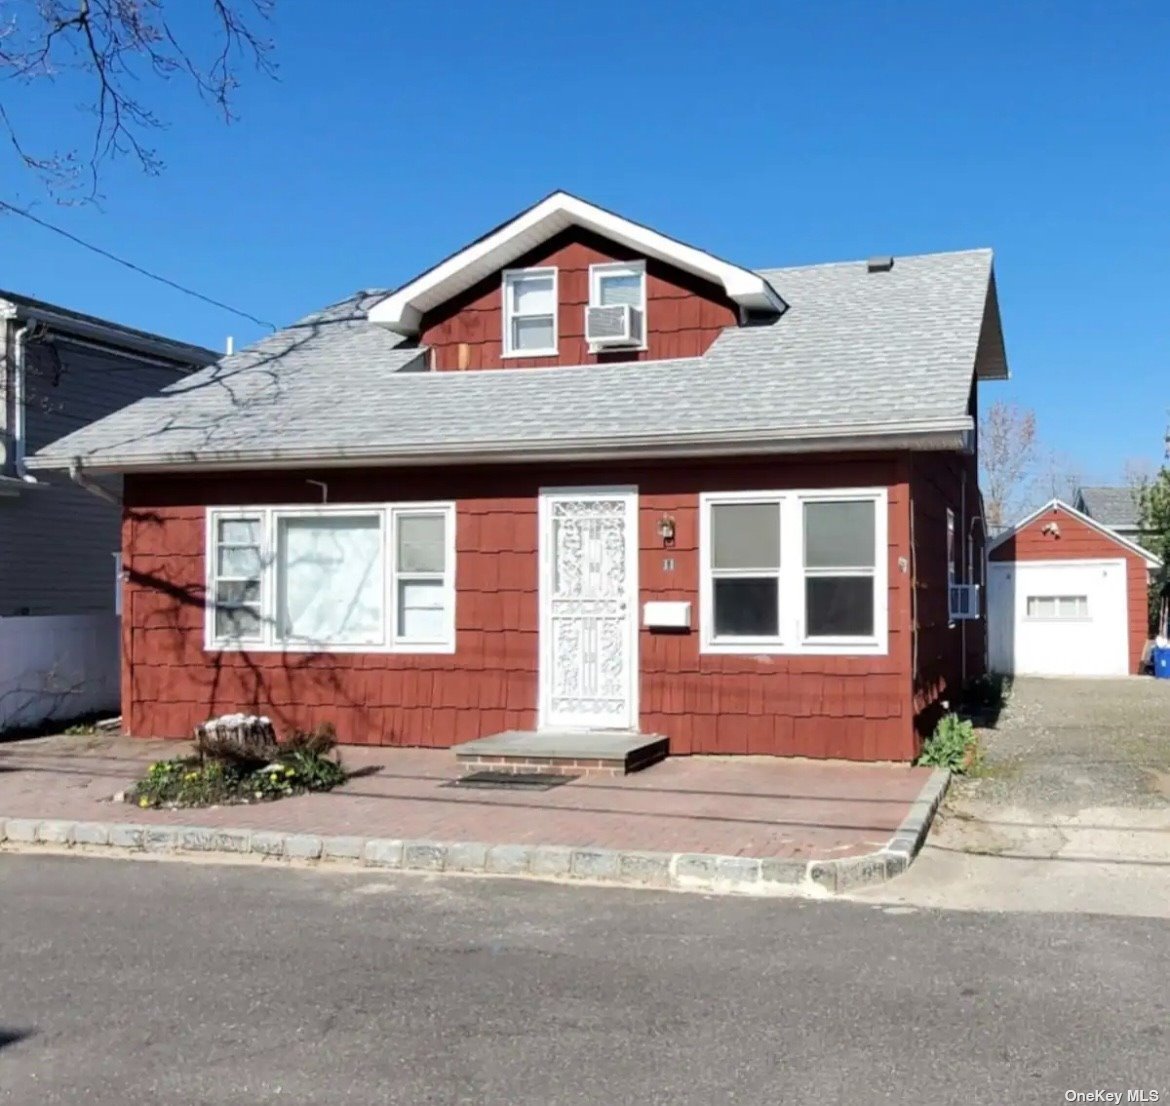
[
  {"left": 988, "top": 498, "right": 1161, "bottom": 568},
  {"left": 368, "top": 191, "right": 786, "bottom": 335}
]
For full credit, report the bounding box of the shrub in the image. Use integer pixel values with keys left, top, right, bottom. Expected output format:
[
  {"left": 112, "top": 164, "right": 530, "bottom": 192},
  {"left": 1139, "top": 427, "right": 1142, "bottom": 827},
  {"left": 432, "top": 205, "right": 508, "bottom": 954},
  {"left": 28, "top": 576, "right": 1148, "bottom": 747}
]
[
  {"left": 916, "top": 712, "right": 978, "bottom": 773},
  {"left": 129, "top": 721, "right": 346, "bottom": 809}
]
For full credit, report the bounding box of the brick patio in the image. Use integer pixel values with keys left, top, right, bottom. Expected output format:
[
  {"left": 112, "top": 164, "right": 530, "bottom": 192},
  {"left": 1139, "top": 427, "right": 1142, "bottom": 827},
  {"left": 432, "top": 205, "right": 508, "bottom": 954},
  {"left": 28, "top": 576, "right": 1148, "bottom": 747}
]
[{"left": 0, "top": 735, "right": 930, "bottom": 860}]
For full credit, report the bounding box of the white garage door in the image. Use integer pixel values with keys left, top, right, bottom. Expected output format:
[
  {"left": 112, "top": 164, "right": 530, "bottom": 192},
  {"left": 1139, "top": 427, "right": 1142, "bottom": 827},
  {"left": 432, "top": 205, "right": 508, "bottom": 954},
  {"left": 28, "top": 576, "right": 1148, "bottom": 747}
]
[{"left": 988, "top": 559, "right": 1128, "bottom": 676}]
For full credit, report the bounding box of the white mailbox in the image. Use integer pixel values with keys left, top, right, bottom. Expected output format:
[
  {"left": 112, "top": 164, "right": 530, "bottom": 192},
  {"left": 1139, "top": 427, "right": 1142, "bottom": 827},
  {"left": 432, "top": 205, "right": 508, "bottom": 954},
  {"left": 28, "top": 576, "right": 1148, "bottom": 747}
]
[{"left": 643, "top": 601, "right": 692, "bottom": 630}]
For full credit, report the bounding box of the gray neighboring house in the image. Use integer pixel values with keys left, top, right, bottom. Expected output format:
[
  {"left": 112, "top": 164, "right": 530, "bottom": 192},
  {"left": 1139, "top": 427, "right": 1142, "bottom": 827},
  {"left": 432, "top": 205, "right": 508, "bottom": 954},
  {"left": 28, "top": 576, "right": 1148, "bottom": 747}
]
[
  {"left": 0, "top": 290, "right": 216, "bottom": 730},
  {"left": 1074, "top": 485, "right": 1145, "bottom": 544}
]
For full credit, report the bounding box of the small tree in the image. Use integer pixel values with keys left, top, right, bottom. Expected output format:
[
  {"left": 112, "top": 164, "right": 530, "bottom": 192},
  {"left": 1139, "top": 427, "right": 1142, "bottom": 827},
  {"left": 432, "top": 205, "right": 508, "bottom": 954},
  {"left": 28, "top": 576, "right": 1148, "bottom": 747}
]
[
  {"left": 1136, "top": 467, "right": 1170, "bottom": 636},
  {"left": 980, "top": 400, "right": 1037, "bottom": 531}
]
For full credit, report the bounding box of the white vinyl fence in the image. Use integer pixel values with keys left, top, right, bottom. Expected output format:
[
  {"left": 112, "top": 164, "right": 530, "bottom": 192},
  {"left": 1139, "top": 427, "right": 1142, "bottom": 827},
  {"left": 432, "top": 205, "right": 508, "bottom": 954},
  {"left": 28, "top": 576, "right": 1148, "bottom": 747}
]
[{"left": 0, "top": 613, "right": 120, "bottom": 731}]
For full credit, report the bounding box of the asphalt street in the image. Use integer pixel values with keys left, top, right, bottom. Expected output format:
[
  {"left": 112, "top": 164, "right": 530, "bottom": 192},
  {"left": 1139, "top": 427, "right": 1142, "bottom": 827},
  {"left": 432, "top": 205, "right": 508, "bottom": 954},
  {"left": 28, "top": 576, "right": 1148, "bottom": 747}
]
[{"left": 1, "top": 855, "right": 1168, "bottom": 1105}]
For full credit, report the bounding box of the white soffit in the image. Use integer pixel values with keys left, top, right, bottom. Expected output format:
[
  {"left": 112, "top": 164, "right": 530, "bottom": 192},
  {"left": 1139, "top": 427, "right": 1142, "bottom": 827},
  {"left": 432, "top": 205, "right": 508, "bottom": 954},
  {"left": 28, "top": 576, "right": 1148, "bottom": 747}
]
[{"left": 368, "top": 191, "right": 786, "bottom": 335}]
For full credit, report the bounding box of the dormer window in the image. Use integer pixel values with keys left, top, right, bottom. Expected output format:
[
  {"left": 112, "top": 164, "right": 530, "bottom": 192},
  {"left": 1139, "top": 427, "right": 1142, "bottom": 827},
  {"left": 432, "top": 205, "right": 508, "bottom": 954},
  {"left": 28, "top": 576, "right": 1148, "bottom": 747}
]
[
  {"left": 587, "top": 261, "right": 646, "bottom": 350},
  {"left": 502, "top": 267, "right": 557, "bottom": 357}
]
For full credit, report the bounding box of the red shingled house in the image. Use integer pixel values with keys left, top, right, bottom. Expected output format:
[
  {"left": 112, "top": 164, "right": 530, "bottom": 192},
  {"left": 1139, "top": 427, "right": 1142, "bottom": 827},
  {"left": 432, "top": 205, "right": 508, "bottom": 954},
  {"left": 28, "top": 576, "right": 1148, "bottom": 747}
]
[{"left": 28, "top": 192, "right": 1009, "bottom": 764}]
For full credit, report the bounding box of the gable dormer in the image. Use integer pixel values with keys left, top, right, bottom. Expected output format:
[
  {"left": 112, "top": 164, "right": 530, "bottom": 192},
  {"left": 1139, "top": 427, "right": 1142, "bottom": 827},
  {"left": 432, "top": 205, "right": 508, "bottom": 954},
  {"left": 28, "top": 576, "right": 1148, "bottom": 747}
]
[{"left": 369, "top": 192, "right": 785, "bottom": 371}]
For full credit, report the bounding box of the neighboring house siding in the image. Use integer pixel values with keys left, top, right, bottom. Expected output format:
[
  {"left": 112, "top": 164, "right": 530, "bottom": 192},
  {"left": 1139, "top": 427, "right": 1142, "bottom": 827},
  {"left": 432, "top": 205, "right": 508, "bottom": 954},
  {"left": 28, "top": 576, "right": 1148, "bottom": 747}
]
[
  {"left": 0, "top": 335, "right": 186, "bottom": 616},
  {"left": 418, "top": 227, "right": 739, "bottom": 371},
  {"left": 989, "top": 503, "right": 1149, "bottom": 674},
  {"left": 121, "top": 455, "right": 925, "bottom": 759}
]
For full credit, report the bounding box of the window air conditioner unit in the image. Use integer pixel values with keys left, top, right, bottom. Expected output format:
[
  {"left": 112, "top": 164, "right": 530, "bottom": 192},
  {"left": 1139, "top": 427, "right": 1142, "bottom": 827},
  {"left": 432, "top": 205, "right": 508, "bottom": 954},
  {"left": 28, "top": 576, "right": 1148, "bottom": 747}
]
[
  {"left": 585, "top": 303, "right": 643, "bottom": 348},
  {"left": 949, "top": 583, "right": 981, "bottom": 621}
]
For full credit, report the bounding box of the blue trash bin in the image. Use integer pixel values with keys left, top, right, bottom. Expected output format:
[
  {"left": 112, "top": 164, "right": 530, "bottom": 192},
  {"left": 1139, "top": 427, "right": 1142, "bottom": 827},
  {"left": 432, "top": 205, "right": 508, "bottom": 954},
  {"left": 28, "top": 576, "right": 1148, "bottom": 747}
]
[{"left": 1154, "top": 647, "right": 1170, "bottom": 679}]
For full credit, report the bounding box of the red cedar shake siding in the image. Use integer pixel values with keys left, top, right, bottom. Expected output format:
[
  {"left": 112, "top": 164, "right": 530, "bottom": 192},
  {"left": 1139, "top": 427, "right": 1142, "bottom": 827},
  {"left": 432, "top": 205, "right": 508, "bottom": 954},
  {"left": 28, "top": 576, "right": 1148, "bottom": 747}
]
[
  {"left": 989, "top": 503, "right": 1150, "bottom": 675},
  {"left": 119, "top": 453, "right": 965, "bottom": 761},
  {"left": 418, "top": 227, "right": 739, "bottom": 371}
]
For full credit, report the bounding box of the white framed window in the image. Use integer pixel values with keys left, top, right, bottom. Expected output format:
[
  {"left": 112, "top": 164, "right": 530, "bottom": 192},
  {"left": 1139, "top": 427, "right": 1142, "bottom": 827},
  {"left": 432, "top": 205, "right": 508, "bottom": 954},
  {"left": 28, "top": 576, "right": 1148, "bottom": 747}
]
[
  {"left": 699, "top": 488, "right": 888, "bottom": 655},
  {"left": 205, "top": 502, "right": 456, "bottom": 653},
  {"left": 390, "top": 506, "right": 455, "bottom": 647},
  {"left": 502, "top": 267, "right": 557, "bottom": 357},
  {"left": 1025, "top": 594, "right": 1089, "bottom": 621},
  {"left": 209, "top": 513, "right": 264, "bottom": 643},
  {"left": 589, "top": 261, "right": 647, "bottom": 349},
  {"left": 590, "top": 261, "right": 646, "bottom": 311}
]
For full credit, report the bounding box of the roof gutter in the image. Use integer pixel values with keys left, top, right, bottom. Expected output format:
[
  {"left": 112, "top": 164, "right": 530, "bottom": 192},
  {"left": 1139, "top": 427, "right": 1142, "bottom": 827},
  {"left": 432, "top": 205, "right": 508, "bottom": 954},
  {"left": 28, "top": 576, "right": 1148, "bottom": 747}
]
[
  {"left": 2, "top": 297, "right": 216, "bottom": 367},
  {"left": 29, "top": 418, "right": 973, "bottom": 476}
]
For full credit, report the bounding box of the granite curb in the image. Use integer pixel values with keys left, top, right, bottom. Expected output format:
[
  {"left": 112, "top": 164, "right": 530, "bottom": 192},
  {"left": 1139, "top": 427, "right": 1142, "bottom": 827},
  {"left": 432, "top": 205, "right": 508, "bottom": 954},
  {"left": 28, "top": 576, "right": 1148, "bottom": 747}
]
[{"left": 0, "top": 770, "right": 948, "bottom": 896}]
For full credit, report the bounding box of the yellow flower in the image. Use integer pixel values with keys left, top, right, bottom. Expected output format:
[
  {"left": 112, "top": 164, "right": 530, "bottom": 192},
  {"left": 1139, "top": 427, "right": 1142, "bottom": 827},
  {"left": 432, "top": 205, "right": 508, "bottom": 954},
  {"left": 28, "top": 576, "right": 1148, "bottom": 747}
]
[{"left": 138, "top": 797, "right": 150, "bottom": 808}]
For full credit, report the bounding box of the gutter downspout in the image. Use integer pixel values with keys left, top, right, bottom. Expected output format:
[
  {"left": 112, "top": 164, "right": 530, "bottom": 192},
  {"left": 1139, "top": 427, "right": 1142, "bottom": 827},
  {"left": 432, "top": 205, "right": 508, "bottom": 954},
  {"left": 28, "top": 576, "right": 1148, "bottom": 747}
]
[
  {"left": 69, "top": 458, "right": 121, "bottom": 505},
  {"left": 12, "top": 323, "right": 39, "bottom": 484}
]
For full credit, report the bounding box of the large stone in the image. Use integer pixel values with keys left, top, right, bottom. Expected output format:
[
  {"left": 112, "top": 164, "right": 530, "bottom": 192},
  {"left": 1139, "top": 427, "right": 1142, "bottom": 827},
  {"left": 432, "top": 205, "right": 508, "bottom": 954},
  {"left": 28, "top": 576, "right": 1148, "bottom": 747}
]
[
  {"left": 570, "top": 849, "right": 621, "bottom": 881},
  {"left": 403, "top": 841, "right": 446, "bottom": 871},
  {"left": 36, "top": 820, "right": 74, "bottom": 845},
  {"left": 363, "top": 839, "right": 404, "bottom": 868},
  {"left": 143, "top": 827, "right": 181, "bottom": 852},
  {"left": 5, "top": 819, "right": 40, "bottom": 843},
  {"left": 72, "top": 822, "right": 112, "bottom": 847},
  {"left": 109, "top": 824, "right": 146, "bottom": 849},
  {"left": 285, "top": 834, "right": 323, "bottom": 861},
  {"left": 618, "top": 851, "right": 672, "bottom": 887},
  {"left": 759, "top": 857, "right": 809, "bottom": 886},
  {"left": 445, "top": 842, "right": 489, "bottom": 872},
  {"left": 529, "top": 846, "right": 574, "bottom": 878},
  {"left": 485, "top": 844, "right": 531, "bottom": 875},
  {"left": 321, "top": 835, "right": 365, "bottom": 861},
  {"left": 249, "top": 831, "right": 287, "bottom": 858}
]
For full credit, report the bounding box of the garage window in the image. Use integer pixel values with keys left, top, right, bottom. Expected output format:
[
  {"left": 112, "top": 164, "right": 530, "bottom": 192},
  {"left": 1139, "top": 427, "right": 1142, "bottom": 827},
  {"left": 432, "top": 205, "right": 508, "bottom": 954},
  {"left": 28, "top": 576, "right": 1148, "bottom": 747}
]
[{"left": 1026, "top": 594, "right": 1089, "bottom": 620}]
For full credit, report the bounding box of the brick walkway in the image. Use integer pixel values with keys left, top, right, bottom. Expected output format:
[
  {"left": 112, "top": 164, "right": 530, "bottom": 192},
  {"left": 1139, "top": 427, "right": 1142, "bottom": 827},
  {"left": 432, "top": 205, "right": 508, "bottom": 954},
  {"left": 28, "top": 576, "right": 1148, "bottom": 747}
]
[{"left": 0, "top": 735, "right": 930, "bottom": 860}]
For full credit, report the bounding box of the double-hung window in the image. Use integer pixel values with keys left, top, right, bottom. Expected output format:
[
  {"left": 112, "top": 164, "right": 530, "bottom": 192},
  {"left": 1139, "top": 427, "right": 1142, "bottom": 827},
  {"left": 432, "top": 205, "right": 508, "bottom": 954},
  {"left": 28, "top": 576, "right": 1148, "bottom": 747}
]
[
  {"left": 700, "top": 489, "right": 887, "bottom": 654},
  {"left": 502, "top": 267, "right": 557, "bottom": 356},
  {"left": 206, "top": 502, "right": 455, "bottom": 653}
]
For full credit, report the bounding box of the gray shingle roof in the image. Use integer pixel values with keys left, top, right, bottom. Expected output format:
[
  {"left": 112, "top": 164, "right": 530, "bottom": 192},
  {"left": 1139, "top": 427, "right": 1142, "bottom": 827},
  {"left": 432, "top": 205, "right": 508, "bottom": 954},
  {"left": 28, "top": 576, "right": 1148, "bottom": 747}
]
[
  {"left": 1075, "top": 485, "right": 1142, "bottom": 529},
  {"left": 27, "top": 248, "right": 1000, "bottom": 473}
]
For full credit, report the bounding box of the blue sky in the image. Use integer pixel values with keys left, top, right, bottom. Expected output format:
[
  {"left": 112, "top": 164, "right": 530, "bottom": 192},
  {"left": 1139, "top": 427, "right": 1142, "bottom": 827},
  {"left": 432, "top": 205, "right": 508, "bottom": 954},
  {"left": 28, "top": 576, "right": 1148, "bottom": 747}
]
[{"left": 3, "top": 0, "right": 1168, "bottom": 483}]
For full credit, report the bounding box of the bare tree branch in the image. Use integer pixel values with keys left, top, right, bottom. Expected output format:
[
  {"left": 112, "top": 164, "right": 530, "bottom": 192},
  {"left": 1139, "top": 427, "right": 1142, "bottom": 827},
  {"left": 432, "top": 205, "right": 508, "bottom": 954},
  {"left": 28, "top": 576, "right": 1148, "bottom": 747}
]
[
  {"left": 0, "top": 0, "right": 275, "bottom": 199},
  {"left": 979, "top": 400, "right": 1037, "bottom": 530}
]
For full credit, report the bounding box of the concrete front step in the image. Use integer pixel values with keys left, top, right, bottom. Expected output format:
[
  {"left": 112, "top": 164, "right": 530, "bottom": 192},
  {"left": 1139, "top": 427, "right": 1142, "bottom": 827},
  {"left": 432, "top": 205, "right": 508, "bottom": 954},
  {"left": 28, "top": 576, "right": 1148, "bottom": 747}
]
[{"left": 454, "top": 730, "right": 669, "bottom": 776}]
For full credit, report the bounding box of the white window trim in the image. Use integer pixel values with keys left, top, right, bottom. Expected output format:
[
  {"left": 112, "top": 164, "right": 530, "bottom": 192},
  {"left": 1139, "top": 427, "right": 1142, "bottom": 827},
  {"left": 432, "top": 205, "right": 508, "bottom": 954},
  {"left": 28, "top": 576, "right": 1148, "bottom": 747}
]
[
  {"left": 588, "top": 260, "right": 647, "bottom": 352},
  {"left": 699, "top": 487, "right": 889, "bottom": 656},
  {"left": 204, "top": 501, "right": 456, "bottom": 654},
  {"left": 501, "top": 266, "right": 558, "bottom": 358}
]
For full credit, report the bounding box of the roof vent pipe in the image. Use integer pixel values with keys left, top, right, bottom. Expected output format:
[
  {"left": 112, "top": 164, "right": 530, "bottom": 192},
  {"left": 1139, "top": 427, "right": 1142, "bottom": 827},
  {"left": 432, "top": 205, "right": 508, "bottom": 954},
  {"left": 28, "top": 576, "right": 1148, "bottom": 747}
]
[{"left": 867, "top": 256, "right": 895, "bottom": 273}]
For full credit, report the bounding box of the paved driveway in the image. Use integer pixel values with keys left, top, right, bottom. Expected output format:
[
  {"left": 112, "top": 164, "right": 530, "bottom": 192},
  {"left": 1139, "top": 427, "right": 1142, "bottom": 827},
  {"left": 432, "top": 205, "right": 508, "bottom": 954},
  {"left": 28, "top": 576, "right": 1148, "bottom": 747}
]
[{"left": 934, "top": 677, "right": 1170, "bottom": 862}]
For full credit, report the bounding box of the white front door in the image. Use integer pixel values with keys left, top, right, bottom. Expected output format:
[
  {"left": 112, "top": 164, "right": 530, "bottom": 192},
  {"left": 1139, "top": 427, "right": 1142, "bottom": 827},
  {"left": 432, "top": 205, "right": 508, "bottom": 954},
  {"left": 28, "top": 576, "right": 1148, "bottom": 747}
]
[
  {"left": 988, "top": 559, "right": 1129, "bottom": 676},
  {"left": 539, "top": 487, "right": 638, "bottom": 730}
]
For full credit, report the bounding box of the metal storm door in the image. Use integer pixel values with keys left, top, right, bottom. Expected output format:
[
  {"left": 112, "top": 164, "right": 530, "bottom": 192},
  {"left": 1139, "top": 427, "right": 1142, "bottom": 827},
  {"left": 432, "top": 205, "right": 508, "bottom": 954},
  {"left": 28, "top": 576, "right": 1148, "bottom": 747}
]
[{"left": 540, "top": 488, "right": 638, "bottom": 730}]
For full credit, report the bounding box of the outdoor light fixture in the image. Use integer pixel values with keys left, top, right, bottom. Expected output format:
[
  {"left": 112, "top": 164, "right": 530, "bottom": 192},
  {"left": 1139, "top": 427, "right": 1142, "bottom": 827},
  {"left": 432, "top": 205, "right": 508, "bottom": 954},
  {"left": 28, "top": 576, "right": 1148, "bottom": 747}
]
[{"left": 657, "top": 515, "right": 676, "bottom": 544}]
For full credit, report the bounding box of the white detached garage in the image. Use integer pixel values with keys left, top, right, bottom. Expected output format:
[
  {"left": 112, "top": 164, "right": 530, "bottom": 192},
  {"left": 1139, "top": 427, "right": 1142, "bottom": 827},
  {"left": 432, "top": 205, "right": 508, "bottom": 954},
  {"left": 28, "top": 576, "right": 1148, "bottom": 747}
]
[{"left": 987, "top": 500, "right": 1160, "bottom": 677}]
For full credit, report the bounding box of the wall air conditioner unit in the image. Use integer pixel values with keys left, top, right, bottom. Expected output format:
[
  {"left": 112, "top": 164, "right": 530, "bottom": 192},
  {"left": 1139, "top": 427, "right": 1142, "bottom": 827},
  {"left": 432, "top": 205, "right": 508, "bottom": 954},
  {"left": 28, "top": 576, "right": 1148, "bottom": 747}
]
[
  {"left": 949, "top": 583, "right": 981, "bottom": 621},
  {"left": 585, "top": 303, "right": 644, "bottom": 348}
]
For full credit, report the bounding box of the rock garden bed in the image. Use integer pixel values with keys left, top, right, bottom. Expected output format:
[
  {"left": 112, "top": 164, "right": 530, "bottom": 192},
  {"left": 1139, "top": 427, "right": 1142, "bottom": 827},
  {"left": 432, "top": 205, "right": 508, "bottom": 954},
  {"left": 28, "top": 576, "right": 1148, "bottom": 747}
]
[{"left": 126, "top": 715, "right": 346, "bottom": 810}]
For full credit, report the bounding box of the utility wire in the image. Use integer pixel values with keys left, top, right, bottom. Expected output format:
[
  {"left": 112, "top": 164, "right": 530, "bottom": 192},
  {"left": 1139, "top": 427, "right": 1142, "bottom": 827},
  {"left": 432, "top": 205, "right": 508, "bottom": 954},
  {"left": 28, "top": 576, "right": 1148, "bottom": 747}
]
[{"left": 0, "top": 198, "right": 277, "bottom": 331}]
